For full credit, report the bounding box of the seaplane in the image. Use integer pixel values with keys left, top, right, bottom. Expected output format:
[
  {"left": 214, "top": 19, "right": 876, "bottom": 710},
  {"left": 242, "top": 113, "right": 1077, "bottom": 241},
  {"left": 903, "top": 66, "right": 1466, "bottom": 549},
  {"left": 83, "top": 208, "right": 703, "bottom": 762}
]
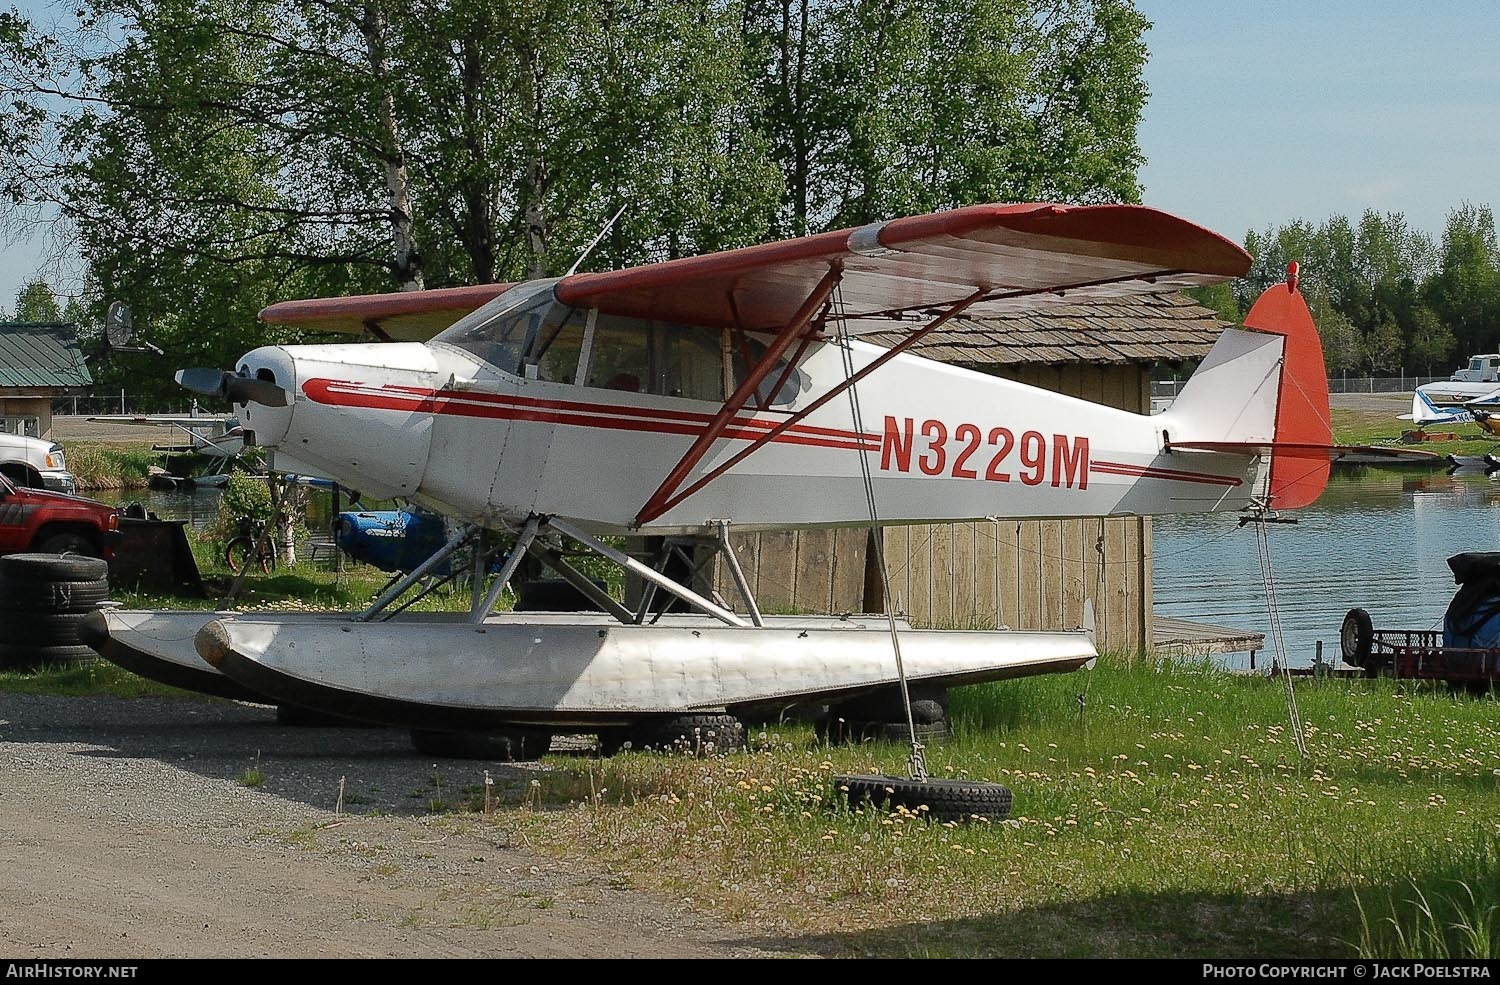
[
  {"left": 86, "top": 408, "right": 247, "bottom": 488},
  {"left": 83, "top": 202, "right": 1381, "bottom": 768},
  {"left": 1400, "top": 388, "right": 1500, "bottom": 437}
]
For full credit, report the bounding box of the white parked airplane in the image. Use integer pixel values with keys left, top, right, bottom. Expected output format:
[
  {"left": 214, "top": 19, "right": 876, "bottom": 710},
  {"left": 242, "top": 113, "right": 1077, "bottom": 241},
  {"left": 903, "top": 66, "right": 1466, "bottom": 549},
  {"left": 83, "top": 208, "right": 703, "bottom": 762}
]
[
  {"left": 86, "top": 202, "right": 1393, "bottom": 761},
  {"left": 1399, "top": 388, "right": 1500, "bottom": 436}
]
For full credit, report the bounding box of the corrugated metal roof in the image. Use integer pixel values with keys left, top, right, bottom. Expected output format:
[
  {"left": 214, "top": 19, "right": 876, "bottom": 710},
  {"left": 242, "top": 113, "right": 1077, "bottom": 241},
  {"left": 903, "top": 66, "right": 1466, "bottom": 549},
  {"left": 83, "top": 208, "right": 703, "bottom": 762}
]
[
  {"left": 863, "top": 291, "right": 1228, "bottom": 367},
  {"left": 0, "top": 323, "right": 93, "bottom": 390}
]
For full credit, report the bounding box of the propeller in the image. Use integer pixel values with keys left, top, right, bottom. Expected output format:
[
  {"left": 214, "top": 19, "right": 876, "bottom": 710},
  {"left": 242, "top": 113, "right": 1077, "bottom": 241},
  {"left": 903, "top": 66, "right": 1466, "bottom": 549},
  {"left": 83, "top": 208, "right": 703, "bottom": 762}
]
[{"left": 174, "top": 367, "right": 291, "bottom": 407}]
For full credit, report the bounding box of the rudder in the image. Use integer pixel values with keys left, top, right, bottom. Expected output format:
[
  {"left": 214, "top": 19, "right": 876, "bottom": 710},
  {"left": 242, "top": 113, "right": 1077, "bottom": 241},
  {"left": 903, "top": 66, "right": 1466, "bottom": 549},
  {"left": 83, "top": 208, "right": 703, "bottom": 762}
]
[{"left": 1241, "top": 264, "right": 1331, "bottom": 508}]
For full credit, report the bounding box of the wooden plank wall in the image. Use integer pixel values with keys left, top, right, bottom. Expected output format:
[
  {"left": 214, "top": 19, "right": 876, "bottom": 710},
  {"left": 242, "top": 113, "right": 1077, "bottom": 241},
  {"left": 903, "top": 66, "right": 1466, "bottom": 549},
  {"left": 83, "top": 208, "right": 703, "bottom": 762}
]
[
  {"left": 713, "top": 365, "right": 1154, "bottom": 657},
  {"left": 717, "top": 528, "right": 868, "bottom": 615}
]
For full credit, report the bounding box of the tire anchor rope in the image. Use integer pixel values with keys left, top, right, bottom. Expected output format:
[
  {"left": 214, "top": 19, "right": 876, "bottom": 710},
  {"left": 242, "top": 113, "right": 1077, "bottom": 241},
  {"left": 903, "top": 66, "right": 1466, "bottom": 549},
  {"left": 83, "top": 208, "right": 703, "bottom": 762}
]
[{"left": 1245, "top": 501, "right": 1309, "bottom": 758}]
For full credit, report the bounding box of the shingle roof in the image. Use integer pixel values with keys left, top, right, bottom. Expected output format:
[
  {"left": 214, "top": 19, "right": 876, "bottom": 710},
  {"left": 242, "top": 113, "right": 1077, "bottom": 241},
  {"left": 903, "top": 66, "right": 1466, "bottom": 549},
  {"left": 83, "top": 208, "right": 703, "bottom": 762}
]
[
  {"left": 862, "top": 292, "right": 1228, "bottom": 367},
  {"left": 0, "top": 322, "right": 93, "bottom": 391}
]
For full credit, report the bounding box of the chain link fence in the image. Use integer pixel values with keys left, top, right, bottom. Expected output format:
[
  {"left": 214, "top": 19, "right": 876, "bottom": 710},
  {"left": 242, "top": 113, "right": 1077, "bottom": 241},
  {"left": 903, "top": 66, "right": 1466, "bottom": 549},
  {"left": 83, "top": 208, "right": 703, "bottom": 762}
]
[
  {"left": 1152, "top": 375, "right": 1450, "bottom": 399},
  {"left": 51, "top": 394, "right": 207, "bottom": 417}
]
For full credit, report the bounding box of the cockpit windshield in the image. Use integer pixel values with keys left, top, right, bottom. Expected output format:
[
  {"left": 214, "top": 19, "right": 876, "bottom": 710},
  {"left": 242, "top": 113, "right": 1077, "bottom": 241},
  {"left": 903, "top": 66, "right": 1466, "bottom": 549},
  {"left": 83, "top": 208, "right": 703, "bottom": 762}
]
[{"left": 432, "top": 284, "right": 808, "bottom": 406}]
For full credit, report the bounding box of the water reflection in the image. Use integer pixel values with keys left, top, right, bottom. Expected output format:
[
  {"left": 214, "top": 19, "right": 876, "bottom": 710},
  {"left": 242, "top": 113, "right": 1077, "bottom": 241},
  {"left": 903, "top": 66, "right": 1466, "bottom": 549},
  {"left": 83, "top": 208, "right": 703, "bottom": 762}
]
[
  {"left": 94, "top": 486, "right": 225, "bottom": 531},
  {"left": 1153, "top": 465, "right": 1500, "bottom": 668}
]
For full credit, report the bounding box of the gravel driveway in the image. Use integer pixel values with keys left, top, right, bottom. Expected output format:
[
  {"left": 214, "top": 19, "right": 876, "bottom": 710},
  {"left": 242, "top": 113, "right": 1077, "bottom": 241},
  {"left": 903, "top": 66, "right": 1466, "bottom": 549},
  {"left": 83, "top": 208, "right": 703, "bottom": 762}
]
[{"left": 0, "top": 692, "right": 811, "bottom": 959}]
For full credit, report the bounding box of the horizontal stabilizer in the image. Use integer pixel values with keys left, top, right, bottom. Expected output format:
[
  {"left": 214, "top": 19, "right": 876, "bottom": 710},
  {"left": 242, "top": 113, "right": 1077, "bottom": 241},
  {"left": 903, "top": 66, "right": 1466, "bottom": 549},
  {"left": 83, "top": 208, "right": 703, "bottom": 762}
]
[{"left": 1166, "top": 440, "right": 1440, "bottom": 463}]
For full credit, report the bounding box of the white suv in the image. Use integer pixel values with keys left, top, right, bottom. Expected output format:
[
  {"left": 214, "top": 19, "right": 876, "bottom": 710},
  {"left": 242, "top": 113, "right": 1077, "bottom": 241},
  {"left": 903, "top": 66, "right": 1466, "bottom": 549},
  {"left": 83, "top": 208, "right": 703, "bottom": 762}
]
[{"left": 0, "top": 432, "right": 77, "bottom": 493}]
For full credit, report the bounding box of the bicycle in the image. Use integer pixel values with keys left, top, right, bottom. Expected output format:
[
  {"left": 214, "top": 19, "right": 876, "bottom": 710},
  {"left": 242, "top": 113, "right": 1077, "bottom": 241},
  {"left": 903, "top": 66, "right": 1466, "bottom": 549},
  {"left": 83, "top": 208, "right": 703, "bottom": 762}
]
[{"left": 224, "top": 516, "right": 277, "bottom": 575}]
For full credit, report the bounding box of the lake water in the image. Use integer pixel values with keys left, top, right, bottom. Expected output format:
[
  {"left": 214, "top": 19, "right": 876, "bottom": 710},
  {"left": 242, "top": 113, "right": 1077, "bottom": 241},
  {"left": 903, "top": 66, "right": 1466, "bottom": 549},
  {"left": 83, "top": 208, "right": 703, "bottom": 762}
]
[
  {"left": 94, "top": 465, "right": 1491, "bottom": 669},
  {"left": 95, "top": 485, "right": 226, "bottom": 530},
  {"left": 1152, "top": 465, "right": 1500, "bottom": 669}
]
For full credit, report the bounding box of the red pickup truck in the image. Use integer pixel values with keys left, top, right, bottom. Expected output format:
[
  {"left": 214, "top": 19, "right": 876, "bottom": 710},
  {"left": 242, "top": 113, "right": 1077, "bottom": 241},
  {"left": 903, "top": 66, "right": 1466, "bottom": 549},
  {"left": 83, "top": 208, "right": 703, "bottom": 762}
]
[{"left": 0, "top": 473, "right": 120, "bottom": 558}]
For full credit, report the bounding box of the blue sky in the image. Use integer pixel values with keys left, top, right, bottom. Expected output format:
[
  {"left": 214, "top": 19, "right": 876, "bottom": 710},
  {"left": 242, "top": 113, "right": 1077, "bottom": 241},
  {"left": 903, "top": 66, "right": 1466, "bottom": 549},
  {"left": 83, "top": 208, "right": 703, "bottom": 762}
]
[
  {"left": 3, "top": 0, "right": 1499, "bottom": 313},
  {"left": 1136, "top": 0, "right": 1500, "bottom": 243}
]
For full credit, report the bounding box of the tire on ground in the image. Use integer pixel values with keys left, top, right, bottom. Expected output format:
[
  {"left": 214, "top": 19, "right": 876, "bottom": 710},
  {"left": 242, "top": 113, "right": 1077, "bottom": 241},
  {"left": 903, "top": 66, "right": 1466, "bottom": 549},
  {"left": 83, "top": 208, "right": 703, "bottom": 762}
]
[
  {"left": 1, "top": 611, "right": 94, "bottom": 647},
  {"left": 0, "top": 577, "right": 109, "bottom": 613},
  {"left": 835, "top": 684, "right": 948, "bottom": 725},
  {"left": 627, "top": 713, "right": 745, "bottom": 755},
  {"left": 1341, "top": 607, "right": 1375, "bottom": 668},
  {"left": 818, "top": 716, "right": 951, "bottom": 746},
  {"left": 0, "top": 642, "right": 99, "bottom": 670},
  {"left": 409, "top": 728, "right": 554, "bottom": 761},
  {"left": 834, "top": 773, "right": 1012, "bottom": 822},
  {"left": 0, "top": 553, "right": 109, "bottom": 583}
]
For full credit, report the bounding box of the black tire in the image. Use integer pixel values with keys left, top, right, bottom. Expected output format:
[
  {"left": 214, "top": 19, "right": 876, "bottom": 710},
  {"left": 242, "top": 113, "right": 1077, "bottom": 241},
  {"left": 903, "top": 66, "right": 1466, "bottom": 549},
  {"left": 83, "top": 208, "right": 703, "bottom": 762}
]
[
  {"left": 0, "top": 577, "right": 110, "bottom": 613},
  {"left": 0, "top": 611, "right": 92, "bottom": 647},
  {"left": 34, "top": 532, "right": 99, "bottom": 558},
  {"left": 0, "top": 642, "right": 99, "bottom": 670},
  {"left": 1341, "top": 607, "right": 1374, "bottom": 668},
  {"left": 837, "top": 685, "right": 949, "bottom": 725},
  {"left": 834, "top": 773, "right": 1013, "bottom": 822},
  {"left": 628, "top": 713, "right": 745, "bottom": 755},
  {"left": 0, "top": 553, "right": 109, "bottom": 583},
  {"left": 817, "top": 715, "right": 951, "bottom": 746},
  {"left": 409, "top": 728, "right": 554, "bottom": 761}
]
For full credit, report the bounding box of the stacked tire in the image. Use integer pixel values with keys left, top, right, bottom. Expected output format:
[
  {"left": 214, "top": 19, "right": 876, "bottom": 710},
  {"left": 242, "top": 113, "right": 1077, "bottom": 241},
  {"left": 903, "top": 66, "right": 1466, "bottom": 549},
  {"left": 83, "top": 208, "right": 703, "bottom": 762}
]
[
  {"left": 817, "top": 685, "right": 952, "bottom": 746},
  {"left": 0, "top": 553, "right": 111, "bottom": 670}
]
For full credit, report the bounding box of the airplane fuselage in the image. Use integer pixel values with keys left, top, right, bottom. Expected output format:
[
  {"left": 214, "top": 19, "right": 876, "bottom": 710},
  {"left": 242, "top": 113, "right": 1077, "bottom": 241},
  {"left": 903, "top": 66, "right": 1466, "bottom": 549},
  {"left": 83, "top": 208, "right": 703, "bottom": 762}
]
[{"left": 232, "top": 304, "right": 1280, "bottom": 535}]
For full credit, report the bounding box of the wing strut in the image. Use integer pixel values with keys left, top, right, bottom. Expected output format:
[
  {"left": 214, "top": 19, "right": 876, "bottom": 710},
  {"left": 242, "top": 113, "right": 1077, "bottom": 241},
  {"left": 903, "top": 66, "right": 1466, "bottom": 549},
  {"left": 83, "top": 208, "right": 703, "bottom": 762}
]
[
  {"left": 636, "top": 264, "right": 845, "bottom": 525},
  {"left": 636, "top": 267, "right": 1186, "bottom": 526}
]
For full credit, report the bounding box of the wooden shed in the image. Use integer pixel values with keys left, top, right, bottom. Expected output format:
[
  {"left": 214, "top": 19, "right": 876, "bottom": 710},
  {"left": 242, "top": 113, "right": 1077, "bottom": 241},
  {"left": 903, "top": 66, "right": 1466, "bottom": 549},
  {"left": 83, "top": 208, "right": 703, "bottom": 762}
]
[
  {"left": 0, "top": 322, "right": 93, "bottom": 439},
  {"left": 711, "top": 292, "right": 1230, "bottom": 656}
]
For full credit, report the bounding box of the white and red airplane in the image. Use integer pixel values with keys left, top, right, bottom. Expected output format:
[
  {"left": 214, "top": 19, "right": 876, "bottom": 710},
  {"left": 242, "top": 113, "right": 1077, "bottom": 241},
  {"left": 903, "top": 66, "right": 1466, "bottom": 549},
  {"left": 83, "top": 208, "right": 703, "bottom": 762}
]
[{"left": 87, "top": 202, "right": 1379, "bottom": 755}]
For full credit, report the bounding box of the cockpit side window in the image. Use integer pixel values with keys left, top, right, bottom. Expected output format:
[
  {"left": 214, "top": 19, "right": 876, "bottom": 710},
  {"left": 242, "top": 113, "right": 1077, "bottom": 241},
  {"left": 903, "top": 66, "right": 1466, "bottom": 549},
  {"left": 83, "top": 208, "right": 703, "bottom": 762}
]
[
  {"left": 586, "top": 316, "right": 668, "bottom": 395},
  {"left": 435, "top": 285, "right": 805, "bottom": 407},
  {"left": 432, "top": 284, "right": 557, "bottom": 375},
  {"left": 528, "top": 308, "right": 588, "bottom": 383}
]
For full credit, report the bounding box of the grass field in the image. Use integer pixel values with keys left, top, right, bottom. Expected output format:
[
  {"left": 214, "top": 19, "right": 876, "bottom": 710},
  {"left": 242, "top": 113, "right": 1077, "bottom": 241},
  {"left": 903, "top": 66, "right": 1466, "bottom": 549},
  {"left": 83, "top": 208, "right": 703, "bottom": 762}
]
[
  {"left": 1331, "top": 401, "right": 1500, "bottom": 460},
  {"left": 482, "top": 659, "right": 1500, "bottom": 958}
]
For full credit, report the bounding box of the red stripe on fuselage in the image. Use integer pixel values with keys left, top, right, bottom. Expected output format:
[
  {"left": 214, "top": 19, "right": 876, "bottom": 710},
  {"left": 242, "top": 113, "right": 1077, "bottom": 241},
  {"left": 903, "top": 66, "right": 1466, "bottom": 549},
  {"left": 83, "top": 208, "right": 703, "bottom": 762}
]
[
  {"left": 302, "top": 379, "right": 880, "bottom": 451},
  {"left": 1089, "top": 460, "right": 1243, "bottom": 488}
]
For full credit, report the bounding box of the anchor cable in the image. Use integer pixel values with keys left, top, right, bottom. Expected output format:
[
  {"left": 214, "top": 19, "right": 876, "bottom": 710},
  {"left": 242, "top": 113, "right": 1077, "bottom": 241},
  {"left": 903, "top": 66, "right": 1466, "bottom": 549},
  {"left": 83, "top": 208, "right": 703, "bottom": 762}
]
[
  {"left": 1251, "top": 509, "right": 1309, "bottom": 757},
  {"left": 831, "top": 289, "right": 927, "bottom": 782}
]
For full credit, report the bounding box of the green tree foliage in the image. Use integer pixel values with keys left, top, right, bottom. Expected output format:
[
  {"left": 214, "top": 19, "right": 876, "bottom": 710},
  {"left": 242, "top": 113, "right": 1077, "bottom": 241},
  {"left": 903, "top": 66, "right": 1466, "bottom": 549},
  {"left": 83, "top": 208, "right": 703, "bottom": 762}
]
[
  {"left": 3, "top": 0, "right": 1152, "bottom": 405},
  {"left": 1407, "top": 306, "right": 1455, "bottom": 375},
  {"left": 743, "top": 0, "right": 1147, "bottom": 235},
  {"left": 13, "top": 279, "right": 61, "bottom": 322},
  {"left": 1423, "top": 203, "right": 1500, "bottom": 358},
  {"left": 1307, "top": 292, "right": 1362, "bottom": 374},
  {"left": 1241, "top": 206, "right": 1494, "bottom": 375},
  {"left": 1184, "top": 282, "right": 1238, "bottom": 324}
]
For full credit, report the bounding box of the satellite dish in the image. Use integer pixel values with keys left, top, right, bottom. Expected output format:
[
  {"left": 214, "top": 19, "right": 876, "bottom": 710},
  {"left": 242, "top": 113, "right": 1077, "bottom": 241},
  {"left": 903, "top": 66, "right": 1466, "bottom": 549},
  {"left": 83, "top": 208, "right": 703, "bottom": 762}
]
[
  {"left": 102, "top": 301, "right": 162, "bottom": 355},
  {"left": 105, "top": 302, "right": 134, "bottom": 347}
]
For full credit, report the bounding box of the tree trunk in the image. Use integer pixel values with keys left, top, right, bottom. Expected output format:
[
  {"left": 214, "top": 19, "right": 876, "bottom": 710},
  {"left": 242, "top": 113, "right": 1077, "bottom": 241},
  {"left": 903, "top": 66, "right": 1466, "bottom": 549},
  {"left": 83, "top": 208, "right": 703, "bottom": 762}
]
[
  {"left": 518, "top": 45, "right": 549, "bottom": 279},
  {"left": 360, "top": 0, "right": 424, "bottom": 291}
]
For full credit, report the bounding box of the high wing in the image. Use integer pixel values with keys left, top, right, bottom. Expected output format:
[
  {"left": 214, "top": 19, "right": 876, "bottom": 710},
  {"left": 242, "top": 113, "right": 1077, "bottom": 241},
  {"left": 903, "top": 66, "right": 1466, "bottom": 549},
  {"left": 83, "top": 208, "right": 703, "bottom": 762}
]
[
  {"left": 261, "top": 284, "right": 513, "bottom": 341},
  {"left": 259, "top": 203, "right": 1251, "bottom": 339}
]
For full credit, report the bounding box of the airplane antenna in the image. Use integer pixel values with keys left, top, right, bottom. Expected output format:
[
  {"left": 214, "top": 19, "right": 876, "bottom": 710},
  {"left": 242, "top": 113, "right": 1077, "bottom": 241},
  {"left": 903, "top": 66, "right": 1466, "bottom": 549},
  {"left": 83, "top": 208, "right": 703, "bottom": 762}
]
[{"left": 566, "top": 204, "right": 628, "bottom": 277}]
